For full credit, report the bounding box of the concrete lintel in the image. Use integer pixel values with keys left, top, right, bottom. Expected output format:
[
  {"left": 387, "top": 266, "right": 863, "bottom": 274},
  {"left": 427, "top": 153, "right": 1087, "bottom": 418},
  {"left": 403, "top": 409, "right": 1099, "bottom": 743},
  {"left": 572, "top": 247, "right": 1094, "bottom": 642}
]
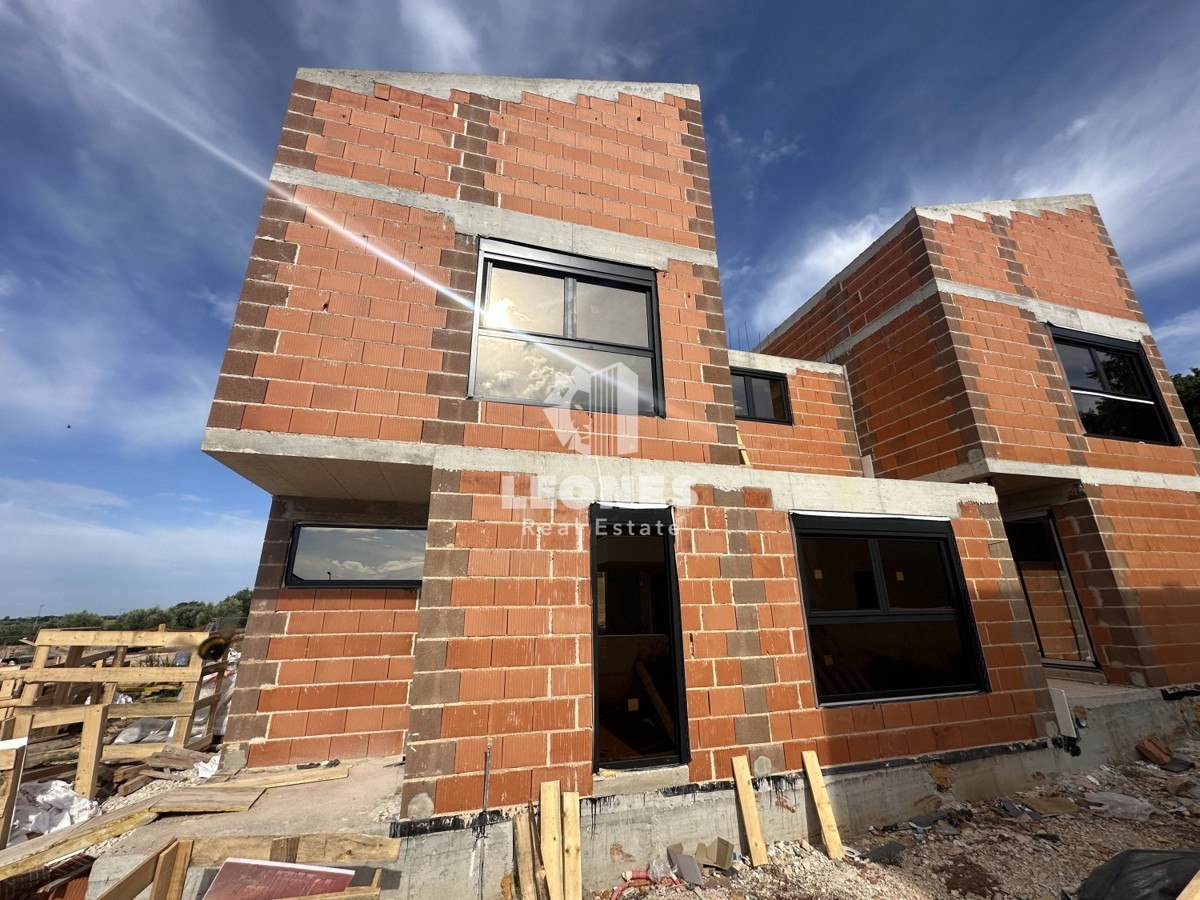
[
  {"left": 938, "top": 280, "right": 1149, "bottom": 341},
  {"left": 297, "top": 68, "right": 701, "bottom": 104},
  {"left": 756, "top": 209, "right": 920, "bottom": 352},
  {"left": 915, "top": 194, "right": 1097, "bottom": 224},
  {"left": 271, "top": 165, "right": 718, "bottom": 271},
  {"left": 727, "top": 349, "right": 846, "bottom": 378},
  {"left": 203, "top": 427, "right": 997, "bottom": 518},
  {"left": 921, "top": 456, "right": 1200, "bottom": 494}
]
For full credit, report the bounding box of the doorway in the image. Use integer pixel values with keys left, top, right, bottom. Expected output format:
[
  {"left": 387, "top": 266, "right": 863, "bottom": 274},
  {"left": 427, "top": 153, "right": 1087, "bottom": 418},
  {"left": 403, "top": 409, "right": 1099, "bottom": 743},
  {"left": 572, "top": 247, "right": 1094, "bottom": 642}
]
[
  {"left": 1003, "top": 514, "right": 1097, "bottom": 668},
  {"left": 590, "top": 505, "right": 688, "bottom": 769}
]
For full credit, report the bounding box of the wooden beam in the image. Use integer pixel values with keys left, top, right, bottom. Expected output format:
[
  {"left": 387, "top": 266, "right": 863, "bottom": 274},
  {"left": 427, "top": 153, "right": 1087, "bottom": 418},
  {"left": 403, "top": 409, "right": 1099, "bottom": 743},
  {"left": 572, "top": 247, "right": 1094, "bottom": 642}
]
[
  {"left": 205, "top": 766, "right": 348, "bottom": 790},
  {"left": 74, "top": 704, "right": 107, "bottom": 800},
  {"left": 0, "top": 801, "right": 159, "bottom": 880},
  {"left": 561, "top": 791, "right": 582, "bottom": 900},
  {"left": 94, "top": 839, "right": 173, "bottom": 900},
  {"left": 0, "top": 737, "right": 28, "bottom": 850},
  {"left": 188, "top": 833, "right": 401, "bottom": 868},
  {"left": 539, "top": 780, "right": 564, "bottom": 900},
  {"left": 801, "top": 750, "right": 843, "bottom": 861},
  {"left": 1179, "top": 868, "right": 1200, "bottom": 900},
  {"left": 512, "top": 809, "right": 537, "bottom": 900},
  {"left": 34, "top": 629, "right": 209, "bottom": 649},
  {"left": 150, "top": 838, "right": 193, "bottom": 900},
  {"left": 731, "top": 755, "right": 767, "bottom": 866},
  {"left": 22, "top": 666, "right": 202, "bottom": 685}
]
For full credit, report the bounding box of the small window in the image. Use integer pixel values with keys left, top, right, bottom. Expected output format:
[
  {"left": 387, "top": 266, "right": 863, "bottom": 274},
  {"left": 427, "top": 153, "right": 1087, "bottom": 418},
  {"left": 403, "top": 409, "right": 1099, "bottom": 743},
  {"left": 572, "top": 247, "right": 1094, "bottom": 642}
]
[
  {"left": 471, "top": 240, "right": 662, "bottom": 416},
  {"left": 794, "top": 515, "right": 985, "bottom": 704},
  {"left": 1049, "top": 326, "right": 1176, "bottom": 444},
  {"left": 731, "top": 369, "right": 791, "bottom": 423},
  {"left": 285, "top": 525, "right": 426, "bottom": 587}
]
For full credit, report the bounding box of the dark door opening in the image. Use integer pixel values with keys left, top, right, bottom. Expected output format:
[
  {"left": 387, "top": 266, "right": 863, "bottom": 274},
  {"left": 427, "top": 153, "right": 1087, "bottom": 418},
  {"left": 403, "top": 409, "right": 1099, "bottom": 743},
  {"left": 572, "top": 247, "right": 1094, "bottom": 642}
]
[
  {"left": 1004, "top": 514, "right": 1097, "bottom": 667},
  {"left": 590, "top": 505, "right": 688, "bottom": 769}
]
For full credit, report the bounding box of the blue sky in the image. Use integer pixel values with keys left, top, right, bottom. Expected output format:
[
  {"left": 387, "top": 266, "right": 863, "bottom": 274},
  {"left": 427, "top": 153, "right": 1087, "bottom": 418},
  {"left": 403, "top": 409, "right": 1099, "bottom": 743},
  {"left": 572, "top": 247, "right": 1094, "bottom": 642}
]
[{"left": 1, "top": 1, "right": 1198, "bottom": 614}]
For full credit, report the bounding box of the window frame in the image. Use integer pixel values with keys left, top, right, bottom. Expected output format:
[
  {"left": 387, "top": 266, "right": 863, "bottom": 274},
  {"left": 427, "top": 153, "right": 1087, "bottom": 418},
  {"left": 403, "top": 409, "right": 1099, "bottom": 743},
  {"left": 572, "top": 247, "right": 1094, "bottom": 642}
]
[
  {"left": 730, "top": 367, "right": 793, "bottom": 425},
  {"left": 792, "top": 514, "right": 989, "bottom": 705},
  {"left": 1048, "top": 325, "right": 1179, "bottom": 446},
  {"left": 468, "top": 239, "right": 666, "bottom": 417},
  {"left": 284, "top": 523, "right": 427, "bottom": 589}
]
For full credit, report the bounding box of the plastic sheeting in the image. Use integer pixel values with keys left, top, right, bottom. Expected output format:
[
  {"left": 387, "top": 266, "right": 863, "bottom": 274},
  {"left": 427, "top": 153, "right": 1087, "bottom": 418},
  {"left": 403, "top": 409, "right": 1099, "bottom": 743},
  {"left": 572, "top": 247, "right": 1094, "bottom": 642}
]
[
  {"left": 7, "top": 779, "right": 98, "bottom": 845},
  {"left": 1076, "top": 849, "right": 1200, "bottom": 900}
]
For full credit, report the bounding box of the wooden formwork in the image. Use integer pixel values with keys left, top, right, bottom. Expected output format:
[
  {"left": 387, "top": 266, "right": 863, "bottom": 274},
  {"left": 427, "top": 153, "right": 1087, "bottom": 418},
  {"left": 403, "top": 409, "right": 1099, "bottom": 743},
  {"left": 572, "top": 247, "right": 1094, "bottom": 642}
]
[{"left": 0, "top": 628, "right": 228, "bottom": 804}]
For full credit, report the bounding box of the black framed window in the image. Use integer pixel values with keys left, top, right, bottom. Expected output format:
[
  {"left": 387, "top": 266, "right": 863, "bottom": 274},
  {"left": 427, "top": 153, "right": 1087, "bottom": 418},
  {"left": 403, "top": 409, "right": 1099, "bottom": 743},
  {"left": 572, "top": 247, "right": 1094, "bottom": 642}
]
[
  {"left": 470, "top": 239, "right": 663, "bottom": 416},
  {"left": 285, "top": 525, "right": 425, "bottom": 587},
  {"left": 1049, "top": 326, "right": 1176, "bottom": 445},
  {"left": 731, "top": 368, "right": 791, "bottom": 423},
  {"left": 793, "top": 515, "right": 986, "bottom": 704}
]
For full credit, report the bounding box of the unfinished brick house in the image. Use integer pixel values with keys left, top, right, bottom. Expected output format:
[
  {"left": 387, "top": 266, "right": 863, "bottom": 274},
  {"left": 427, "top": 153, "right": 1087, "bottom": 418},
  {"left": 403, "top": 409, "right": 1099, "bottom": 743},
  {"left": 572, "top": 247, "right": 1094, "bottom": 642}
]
[{"left": 203, "top": 69, "right": 1200, "bottom": 824}]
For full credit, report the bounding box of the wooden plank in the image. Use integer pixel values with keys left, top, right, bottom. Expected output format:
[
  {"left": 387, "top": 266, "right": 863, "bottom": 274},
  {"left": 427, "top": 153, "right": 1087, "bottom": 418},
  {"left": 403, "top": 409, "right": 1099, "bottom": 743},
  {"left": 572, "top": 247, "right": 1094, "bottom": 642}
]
[
  {"left": 731, "top": 755, "right": 768, "bottom": 866},
  {"left": 22, "top": 666, "right": 202, "bottom": 685},
  {"left": 539, "top": 780, "right": 564, "bottom": 900},
  {"left": 801, "top": 750, "right": 843, "bottom": 861},
  {"left": 152, "top": 786, "right": 263, "bottom": 813},
  {"left": 150, "top": 838, "right": 192, "bottom": 900},
  {"left": 95, "top": 839, "right": 174, "bottom": 900},
  {"left": 0, "top": 801, "right": 159, "bottom": 880},
  {"left": 527, "top": 803, "right": 551, "bottom": 900},
  {"left": 189, "top": 833, "right": 401, "bottom": 868},
  {"left": 561, "top": 790, "right": 582, "bottom": 900},
  {"left": 512, "top": 809, "right": 538, "bottom": 900},
  {"left": 118, "top": 773, "right": 155, "bottom": 795},
  {"left": 209, "top": 766, "right": 349, "bottom": 790},
  {"left": 270, "top": 835, "right": 301, "bottom": 862},
  {"left": 34, "top": 630, "right": 209, "bottom": 649},
  {"left": 0, "top": 737, "right": 28, "bottom": 850},
  {"left": 283, "top": 889, "right": 379, "bottom": 900},
  {"left": 74, "top": 703, "right": 107, "bottom": 799},
  {"left": 1178, "top": 868, "right": 1200, "bottom": 900}
]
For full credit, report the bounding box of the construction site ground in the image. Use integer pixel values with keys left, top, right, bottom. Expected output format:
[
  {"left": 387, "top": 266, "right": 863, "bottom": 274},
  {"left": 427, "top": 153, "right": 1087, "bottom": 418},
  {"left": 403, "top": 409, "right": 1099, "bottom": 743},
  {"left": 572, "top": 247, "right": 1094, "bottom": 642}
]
[{"left": 77, "top": 745, "right": 1200, "bottom": 899}]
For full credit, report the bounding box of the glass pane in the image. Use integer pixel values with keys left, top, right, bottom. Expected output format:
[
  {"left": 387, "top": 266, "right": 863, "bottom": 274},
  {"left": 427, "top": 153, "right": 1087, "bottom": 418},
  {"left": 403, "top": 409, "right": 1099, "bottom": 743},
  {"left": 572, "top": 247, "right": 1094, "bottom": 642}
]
[
  {"left": 484, "top": 267, "right": 565, "bottom": 336},
  {"left": 748, "top": 376, "right": 776, "bottom": 420},
  {"left": 800, "top": 537, "right": 879, "bottom": 612},
  {"left": 475, "top": 335, "right": 656, "bottom": 415},
  {"left": 1005, "top": 520, "right": 1058, "bottom": 564},
  {"left": 810, "top": 620, "right": 977, "bottom": 702},
  {"left": 1057, "top": 343, "right": 1102, "bottom": 391},
  {"left": 1073, "top": 392, "right": 1168, "bottom": 442},
  {"left": 575, "top": 281, "right": 650, "bottom": 347},
  {"left": 732, "top": 374, "right": 749, "bottom": 417},
  {"left": 290, "top": 527, "right": 425, "bottom": 583},
  {"left": 877, "top": 539, "right": 952, "bottom": 608},
  {"left": 768, "top": 378, "right": 789, "bottom": 421},
  {"left": 1094, "top": 348, "right": 1149, "bottom": 398}
]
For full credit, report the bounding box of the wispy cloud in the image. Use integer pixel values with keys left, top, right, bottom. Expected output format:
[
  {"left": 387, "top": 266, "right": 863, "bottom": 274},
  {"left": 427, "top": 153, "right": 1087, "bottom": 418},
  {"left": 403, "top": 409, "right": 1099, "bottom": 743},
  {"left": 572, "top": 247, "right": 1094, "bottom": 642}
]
[
  {"left": 1153, "top": 309, "right": 1200, "bottom": 373},
  {"left": 715, "top": 112, "right": 802, "bottom": 201},
  {"left": 739, "top": 8, "right": 1200, "bottom": 359},
  {"left": 0, "top": 270, "right": 18, "bottom": 297},
  {"left": 0, "top": 478, "right": 262, "bottom": 614}
]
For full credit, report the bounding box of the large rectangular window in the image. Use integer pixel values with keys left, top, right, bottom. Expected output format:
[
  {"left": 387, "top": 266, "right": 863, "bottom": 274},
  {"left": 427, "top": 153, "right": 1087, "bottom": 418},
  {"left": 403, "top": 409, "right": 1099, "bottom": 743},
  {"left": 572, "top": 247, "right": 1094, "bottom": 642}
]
[
  {"left": 470, "top": 240, "right": 663, "bottom": 416},
  {"left": 794, "top": 515, "right": 986, "bottom": 704},
  {"left": 591, "top": 505, "right": 688, "bottom": 769},
  {"left": 731, "top": 368, "right": 791, "bottom": 424},
  {"left": 285, "top": 525, "right": 426, "bottom": 587},
  {"left": 1049, "top": 326, "right": 1176, "bottom": 444}
]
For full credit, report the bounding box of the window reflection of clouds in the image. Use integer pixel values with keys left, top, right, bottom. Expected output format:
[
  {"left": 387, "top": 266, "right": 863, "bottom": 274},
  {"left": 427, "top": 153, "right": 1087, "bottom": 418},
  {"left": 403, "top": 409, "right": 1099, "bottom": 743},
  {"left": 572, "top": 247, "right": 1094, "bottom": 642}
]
[{"left": 291, "top": 527, "right": 425, "bottom": 583}]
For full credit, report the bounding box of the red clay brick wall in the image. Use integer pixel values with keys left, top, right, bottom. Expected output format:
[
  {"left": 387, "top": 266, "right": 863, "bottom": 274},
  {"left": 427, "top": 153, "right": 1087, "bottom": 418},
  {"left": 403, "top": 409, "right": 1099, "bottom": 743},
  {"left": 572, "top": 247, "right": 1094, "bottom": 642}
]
[
  {"left": 225, "top": 497, "right": 421, "bottom": 767},
  {"left": 736, "top": 368, "right": 863, "bottom": 476},
  {"left": 211, "top": 76, "right": 744, "bottom": 467},
  {"left": 944, "top": 293, "right": 1200, "bottom": 475},
  {"left": 398, "top": 471, "right": 1050, "bottom": 816},
  {"left": 924, "top": 206, "right": 1144, "bottom": 321},
  {"left": 1056, "top": 485, "right": 1200, "bottom": 686}
]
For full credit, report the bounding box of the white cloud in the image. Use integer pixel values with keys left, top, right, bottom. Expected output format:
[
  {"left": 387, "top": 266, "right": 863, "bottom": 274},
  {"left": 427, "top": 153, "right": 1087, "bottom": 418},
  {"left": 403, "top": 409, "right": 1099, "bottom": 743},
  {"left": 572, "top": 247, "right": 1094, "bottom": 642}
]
[
  {"left": 715, "top": 112, "right": 802, "bottom": 201},
  {"left": 748, "top": 211, "right": 892, "bottom": 336},
  {"left": 1152, "top": 308, "right": 1200, "bottom": 374},
  {"left": 0, "top": 479, "right": 264, "bottom": 615},
  {"left": 0, "top": 270, "right": 18, "bottom": 297}
]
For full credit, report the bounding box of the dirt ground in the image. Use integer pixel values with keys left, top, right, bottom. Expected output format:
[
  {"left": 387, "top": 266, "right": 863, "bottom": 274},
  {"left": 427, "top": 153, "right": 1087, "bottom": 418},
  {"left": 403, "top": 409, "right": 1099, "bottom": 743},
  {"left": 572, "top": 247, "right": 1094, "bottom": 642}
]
[{"left": 608, "top": 748, "right": 1200, "bottom": 900}]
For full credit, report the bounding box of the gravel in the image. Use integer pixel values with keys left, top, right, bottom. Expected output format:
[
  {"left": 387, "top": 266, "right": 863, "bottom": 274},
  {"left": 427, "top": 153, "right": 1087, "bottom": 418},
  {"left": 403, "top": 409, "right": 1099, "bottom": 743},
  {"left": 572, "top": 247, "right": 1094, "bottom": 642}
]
[{"left": 597, "top": 747, "right": 1200, "bottom": 899}]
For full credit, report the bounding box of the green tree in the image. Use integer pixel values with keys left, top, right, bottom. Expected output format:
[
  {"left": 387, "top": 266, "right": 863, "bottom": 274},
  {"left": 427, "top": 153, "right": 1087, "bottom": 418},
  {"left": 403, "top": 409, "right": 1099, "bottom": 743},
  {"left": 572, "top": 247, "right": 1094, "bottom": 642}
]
[
  {"left": 1173, "top": 368, "right": 1200, "bottom": 439},
  {"left": 57, "top": 610, "right": 105, "bottom": 628},
  {"left": 212, "top": 589, "right": 252, "bottom": 629},
  {"left": 167, "top": 601, "right": 216, "bottom": 630}
]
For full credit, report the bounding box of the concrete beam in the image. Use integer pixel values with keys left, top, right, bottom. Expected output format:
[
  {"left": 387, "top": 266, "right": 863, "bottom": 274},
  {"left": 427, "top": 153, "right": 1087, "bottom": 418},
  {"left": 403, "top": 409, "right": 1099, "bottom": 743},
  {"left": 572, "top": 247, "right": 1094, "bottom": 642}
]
[
  {"left": 298, "top": 68, "right": 701, "bottom": 104},
  {"left": 203, "top": 427, "right": 998, "bottom": 517},
  {"left": 920, "top": 456, "right": 1200, "bottom": 494},
  {"left": 271, "top": 165, "right": 718, "bottom": 271},
  {"left": 727, "top": 349, "right": 846, "bottom": 378}
]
